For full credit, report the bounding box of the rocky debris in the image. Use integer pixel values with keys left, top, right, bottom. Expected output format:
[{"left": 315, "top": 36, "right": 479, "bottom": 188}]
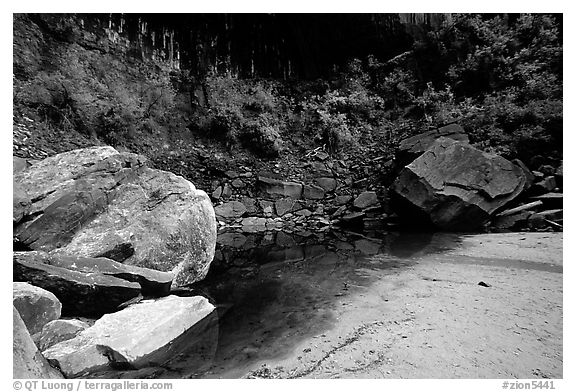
[
  {"left": 13, "top": 146, "right": 216, "bottom": 286},
  {"left": 392, "top": 138, "right": 526, "bottom": 231},
  {"left": 13, "top": 307, "right": 63, "bottom": 379},
  {"left": 531, "top": 209, "right": 563, "bottom": 222},
  {"left": 492, "top": 211, "right": 532, "bottom": 231},
  {"left": 340, "top": 212, "right": 365, "bottom": 226},
  {"left": 497, "top": 201, "right": 543, "bottom": 217},
  {"left": 257, "top": 176, "right": 303, "bottom": 198},
  {"left": 42, "top": 295, "right": 215, "bottom": 377},
  {"left": 303, "top": 184, "right": 325, "bottom": 200},
  {"left": 529, "top": 193, "right": 563, "bottom": 209},
  {"left": 532, "top": 176, "right": 557, "bottom": 194},
  {"left": 314, "top": 177, "right": 337, "bottom": 192},
  {"left": 38, "top": 319, "right": 90, "bottom": 351},
  {"left": 214, "top": 201, "right": 247, "bottom": 219},
  {"left": 353, "top": 191, "right": 379, "bottom": 210},
  {"left": 396, "top": 123, "right": 469, "bottom": 166},
  {"left": 13, "top": 282, "right": 62, "bottom": 335}
]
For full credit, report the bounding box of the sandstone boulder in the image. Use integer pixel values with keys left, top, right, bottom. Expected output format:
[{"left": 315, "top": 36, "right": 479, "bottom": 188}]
[
  {"left": 392, "top": 138, "right": 526, "bottom": 231},
  {"left": 13, "top": 307, "right": 63, "bottom": 379},
  {"left": 42, "top": 296, "right": 215, "bottom": 377},
  {"left": 13, "top": 181, "right": 31, "bottom": 224},
  {"left": 13, "top": 146, "right": 216, "bottom": 286},
  {"left": 13, "top": 282, "right": 61, "bottom": 335}
]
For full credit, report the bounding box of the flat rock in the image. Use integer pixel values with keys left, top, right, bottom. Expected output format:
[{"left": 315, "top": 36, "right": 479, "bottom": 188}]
[
  {"left": 392, "top": 138, "right": 526, "bottom": 231},
  {"left": 14, "top": 307, "right": 63, "bottom": 379},
  {"left": 334, "top": 195, "right": 353, "bottom": 206},
  {"left": 214, "top": 201, "right": 247, "bottom": 219},
  {"left": 241, "top": 197, "right": 258, "bottom": 214},
  {"left": 38, "top": 319, "right": 90, "bottom": 351},
  {"left": 14, "top": 251, "right": 143, "bottom": 317},
  {"left": 13, "top": 147, "right": 216, "bottom": 286},
  {"left": 42, "top": 295, "right": 215, "bottom": 377},
  {"left": 275, "top": 197, "right": 295, "bottom": 216},
  {"left": 314, "top": 177, "right": 337, "bottom": 192},
  {"left": 257, "top": 176, "right": 303, "bottom": 199},
  {"left": 353, "top": 191, "right": 379, "bottom": 209},
  {"left": 13, "top": 282, "right": 61, "bottom": 335}
]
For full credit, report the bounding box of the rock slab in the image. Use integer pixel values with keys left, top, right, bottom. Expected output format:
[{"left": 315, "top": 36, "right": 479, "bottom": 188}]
[{"left": 42, "top": 295, "right": 215, "bottom": 377}]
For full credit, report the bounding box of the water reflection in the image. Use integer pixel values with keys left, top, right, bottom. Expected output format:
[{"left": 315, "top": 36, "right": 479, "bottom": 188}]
[{"left": 88, "top": 229, "right": 463, "bottom": 379}]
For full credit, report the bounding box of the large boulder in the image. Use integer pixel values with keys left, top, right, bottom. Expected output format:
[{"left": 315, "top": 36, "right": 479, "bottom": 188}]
[
  {"left": 14, "top": 251, "right": 172, "bottom": 317},
  {"left": 13, "top": 146, "right": 217, "bottom": 286},
  {"left": 13, "top": 307, "right": 63, "bottom": 379},
  {"left": 392, "top": 138, "right": 526, "bottom": 231},
  {"left": 42, "top": 295, "right": 215, "bottom": 377},
  {"left": 13, "top": 282, "right": 61, "bottom": 335},
  {"left": 396, "top": 124, "right": 469, "bottom": 166}
]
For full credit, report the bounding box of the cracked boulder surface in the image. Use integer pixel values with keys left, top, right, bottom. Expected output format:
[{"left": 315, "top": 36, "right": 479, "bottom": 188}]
[
  {"left": 14, "top": 146, "right": 217, "bottom": 286},
  {"left": 392, "top": 137, "right": 527, "bottom": 231}
]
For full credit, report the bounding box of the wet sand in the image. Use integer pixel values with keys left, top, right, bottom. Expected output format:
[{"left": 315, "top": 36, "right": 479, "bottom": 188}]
[{"left": 239, "top": 232, "right": 563, "bottom": 379}]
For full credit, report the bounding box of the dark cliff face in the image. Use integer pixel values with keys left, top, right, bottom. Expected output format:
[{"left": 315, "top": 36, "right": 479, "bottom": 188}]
[{"left": 26, "top": 13, "right": 415, "bottom": 80}]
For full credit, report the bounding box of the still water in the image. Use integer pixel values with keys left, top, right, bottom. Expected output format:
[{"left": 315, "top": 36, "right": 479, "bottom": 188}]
[{"left": 88, "top": 229, "right": 464, "bottom": 379}]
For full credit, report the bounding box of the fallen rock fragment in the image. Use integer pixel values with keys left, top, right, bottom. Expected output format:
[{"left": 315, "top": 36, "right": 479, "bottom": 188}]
[{"left": 42, "top": 295, "right": 215, "bottom": 377}]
